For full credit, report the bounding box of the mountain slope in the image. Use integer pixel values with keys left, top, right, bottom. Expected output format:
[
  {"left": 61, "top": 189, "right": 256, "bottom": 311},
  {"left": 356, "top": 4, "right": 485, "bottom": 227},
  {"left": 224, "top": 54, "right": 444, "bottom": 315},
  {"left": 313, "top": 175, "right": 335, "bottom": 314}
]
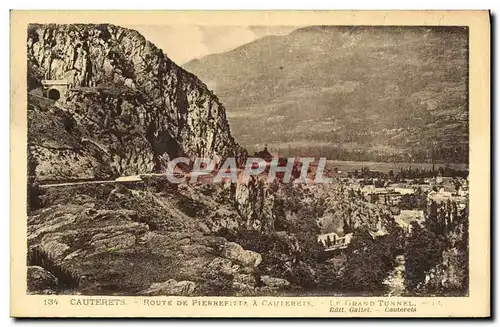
[
  {"left": 28, "top": 24, "right": 246, "bottom": 180},
  {"left": 184, "top": 26, "right": 469, "bottom": 163}
]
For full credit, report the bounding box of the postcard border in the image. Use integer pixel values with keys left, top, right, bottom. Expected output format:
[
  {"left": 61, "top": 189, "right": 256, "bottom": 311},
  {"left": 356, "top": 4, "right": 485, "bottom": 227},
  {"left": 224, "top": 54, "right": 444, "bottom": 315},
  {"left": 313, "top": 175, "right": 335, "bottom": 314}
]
[{"left": 10, "top": 10, "right": 490, "bottom": 318}]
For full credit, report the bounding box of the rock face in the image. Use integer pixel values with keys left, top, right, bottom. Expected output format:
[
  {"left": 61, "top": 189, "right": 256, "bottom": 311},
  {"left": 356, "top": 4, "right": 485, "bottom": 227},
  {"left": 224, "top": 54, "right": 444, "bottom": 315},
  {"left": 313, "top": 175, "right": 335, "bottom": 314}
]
[
  {"left": 27, "top": 24, "right": 245, "bottom": 180},
  {"left": 233, "top": 178, "right": 278, "bottom": 231},
  {"left": 28, "top": 95, "right": 114, "bottom": 180}
]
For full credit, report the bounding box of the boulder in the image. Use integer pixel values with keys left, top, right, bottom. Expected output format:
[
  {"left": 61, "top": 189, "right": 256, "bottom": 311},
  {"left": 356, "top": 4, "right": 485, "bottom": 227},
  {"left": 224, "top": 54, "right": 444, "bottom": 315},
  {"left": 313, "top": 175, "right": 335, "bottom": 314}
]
[
  {"left": 27, "top": 266, "right": 58, "bottom": 293},
  {"left": 140, "top": 279, "right": 196, "bottom": 296},
  {"left": 233, "top": 273, "right": 257, "bottom": 287},
  {"left": 207, "top": 257, "right": 233, "bottom": 276},
  {"left": 222, "top": 242, "right": 262, "bottom": 267},
  {"left": 260, "top": 275, "right": 290, "bottom": 288}
]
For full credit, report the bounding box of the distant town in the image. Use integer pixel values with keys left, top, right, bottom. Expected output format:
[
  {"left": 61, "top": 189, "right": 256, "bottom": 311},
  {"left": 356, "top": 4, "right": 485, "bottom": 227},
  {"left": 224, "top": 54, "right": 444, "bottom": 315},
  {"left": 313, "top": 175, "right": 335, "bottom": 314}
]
[{"left": 317, "top": 162, "right": 468, "bottom": 251}]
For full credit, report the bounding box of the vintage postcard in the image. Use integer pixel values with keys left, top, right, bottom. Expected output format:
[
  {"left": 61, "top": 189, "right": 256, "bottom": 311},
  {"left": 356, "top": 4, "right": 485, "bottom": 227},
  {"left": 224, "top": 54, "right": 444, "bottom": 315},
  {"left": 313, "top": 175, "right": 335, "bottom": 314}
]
[{"left": 10, "top": 10, "right": 490, "bottom": 317}]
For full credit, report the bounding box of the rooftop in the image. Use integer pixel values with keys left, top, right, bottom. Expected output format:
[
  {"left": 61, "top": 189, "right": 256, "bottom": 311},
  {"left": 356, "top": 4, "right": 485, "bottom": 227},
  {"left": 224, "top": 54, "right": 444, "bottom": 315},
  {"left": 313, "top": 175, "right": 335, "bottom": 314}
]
[{"left": 41, "top": 79, "right": 69, "bottom": 86}]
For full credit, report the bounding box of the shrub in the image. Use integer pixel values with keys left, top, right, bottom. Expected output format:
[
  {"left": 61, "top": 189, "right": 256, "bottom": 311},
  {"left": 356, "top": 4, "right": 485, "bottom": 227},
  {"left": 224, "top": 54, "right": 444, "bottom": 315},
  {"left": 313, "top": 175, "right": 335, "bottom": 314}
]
[
  {"left": 339, "top": 230, "right": 398, "bottom": 292},
  {"left": 27, "top": 151, "right": 42, "bottom": 212},
  {"left": 199, "top": 265, "right": 234, "bottom": 296}
]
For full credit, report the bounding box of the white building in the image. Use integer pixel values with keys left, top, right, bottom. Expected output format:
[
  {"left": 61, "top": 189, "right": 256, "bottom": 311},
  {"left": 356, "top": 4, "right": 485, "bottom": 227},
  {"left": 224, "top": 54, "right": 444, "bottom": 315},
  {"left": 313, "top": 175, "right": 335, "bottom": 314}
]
[
  {"left": 394, "top": 210, "right": 425, "bottom": 233},
  {"left": 394, "top": 187, "right": 415, "bottom": 195},
  {"left": 317, "top": 232, "right": 353, "bottom": 249}
]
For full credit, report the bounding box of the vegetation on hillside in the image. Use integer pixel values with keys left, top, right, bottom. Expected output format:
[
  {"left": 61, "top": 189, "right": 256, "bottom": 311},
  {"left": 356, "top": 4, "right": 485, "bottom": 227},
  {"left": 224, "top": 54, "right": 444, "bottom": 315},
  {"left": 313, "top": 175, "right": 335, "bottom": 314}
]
[
  {"left": 185, "top": 26, "right": 468, "bottom": 163},
  {"left": 404, "top": 201, "right": 469, "bottom": 295}
]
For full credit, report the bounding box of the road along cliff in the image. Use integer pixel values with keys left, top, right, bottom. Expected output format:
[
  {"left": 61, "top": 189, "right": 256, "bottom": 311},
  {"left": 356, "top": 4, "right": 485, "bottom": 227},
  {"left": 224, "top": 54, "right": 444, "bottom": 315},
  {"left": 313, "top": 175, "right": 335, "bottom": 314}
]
[{"left": 28, "top": 24, "right": 246, "bottom": 180}]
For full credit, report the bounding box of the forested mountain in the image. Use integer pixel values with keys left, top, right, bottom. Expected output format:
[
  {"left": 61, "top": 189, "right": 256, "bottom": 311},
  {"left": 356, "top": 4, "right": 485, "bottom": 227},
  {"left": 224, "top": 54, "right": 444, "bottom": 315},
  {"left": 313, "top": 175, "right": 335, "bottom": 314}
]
[{"left": 184, "top": 26, "right": 469, "bottom": 163}]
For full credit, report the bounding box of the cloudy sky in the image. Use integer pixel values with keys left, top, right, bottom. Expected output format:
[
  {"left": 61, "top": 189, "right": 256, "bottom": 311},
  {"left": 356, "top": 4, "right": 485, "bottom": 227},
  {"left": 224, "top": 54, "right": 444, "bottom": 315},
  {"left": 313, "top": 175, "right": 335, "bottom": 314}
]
[{"left": 126, "top": 25, "right": 301, "bottom": 65}]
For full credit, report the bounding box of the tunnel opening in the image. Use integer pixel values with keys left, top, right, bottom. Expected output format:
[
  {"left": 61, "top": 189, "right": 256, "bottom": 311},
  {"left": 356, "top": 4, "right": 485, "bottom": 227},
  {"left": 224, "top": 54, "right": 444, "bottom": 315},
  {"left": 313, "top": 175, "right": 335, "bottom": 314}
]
[{"left": 48, "top": 88, "right": 60, "bottom": 101}]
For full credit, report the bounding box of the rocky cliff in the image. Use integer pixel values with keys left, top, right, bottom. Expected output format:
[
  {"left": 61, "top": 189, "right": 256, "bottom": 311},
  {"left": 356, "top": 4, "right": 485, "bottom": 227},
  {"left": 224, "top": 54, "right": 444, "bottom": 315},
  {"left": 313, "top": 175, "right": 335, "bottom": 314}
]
[{"left": 28, "top": 24, "right": 245, "bottom": 179}]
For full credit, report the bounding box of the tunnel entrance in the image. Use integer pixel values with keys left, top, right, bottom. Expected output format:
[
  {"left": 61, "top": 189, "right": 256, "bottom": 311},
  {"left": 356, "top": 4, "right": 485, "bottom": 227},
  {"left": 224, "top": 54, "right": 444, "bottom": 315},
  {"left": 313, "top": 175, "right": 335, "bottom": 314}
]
[
  {"left": 48, "top": 89, "right": 61, "bottom": 101},
  {"left": 42, "top": 80, "right": 69, "bottom": 102}
]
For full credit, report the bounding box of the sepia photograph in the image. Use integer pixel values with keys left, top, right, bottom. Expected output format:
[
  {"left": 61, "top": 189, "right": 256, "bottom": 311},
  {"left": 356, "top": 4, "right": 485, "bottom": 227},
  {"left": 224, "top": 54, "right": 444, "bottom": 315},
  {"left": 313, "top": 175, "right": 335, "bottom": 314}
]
[{"left": 10, "top": 10, "right": 490, "bottom": 318}]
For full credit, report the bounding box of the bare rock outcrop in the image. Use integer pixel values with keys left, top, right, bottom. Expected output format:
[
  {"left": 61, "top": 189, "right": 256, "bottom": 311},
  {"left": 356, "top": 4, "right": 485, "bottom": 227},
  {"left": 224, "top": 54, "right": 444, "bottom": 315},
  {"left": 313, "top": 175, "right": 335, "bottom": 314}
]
[
  {"left": 260, "top": 275, "right": 290, "bottom": 288},
  {"left": 221, "top": 242, "right": 262, "bottom": 267},
  {"left": 232, "top": 178, "right": 279, "bottom": 231}
]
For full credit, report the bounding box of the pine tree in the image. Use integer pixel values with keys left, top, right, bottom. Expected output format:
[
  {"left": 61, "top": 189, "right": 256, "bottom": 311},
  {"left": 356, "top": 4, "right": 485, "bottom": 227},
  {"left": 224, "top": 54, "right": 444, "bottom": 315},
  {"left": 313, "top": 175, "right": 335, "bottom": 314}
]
[{"left": 27, "top": 150, "right": 41, "bottom": 212}]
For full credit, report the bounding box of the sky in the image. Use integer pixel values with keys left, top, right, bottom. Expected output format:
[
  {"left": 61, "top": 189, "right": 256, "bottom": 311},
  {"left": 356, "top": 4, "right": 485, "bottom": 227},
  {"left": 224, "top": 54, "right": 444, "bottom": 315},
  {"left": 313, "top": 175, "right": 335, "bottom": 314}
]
[{"left": 125, "top": 25, "right": 301, "bottom": 65}]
